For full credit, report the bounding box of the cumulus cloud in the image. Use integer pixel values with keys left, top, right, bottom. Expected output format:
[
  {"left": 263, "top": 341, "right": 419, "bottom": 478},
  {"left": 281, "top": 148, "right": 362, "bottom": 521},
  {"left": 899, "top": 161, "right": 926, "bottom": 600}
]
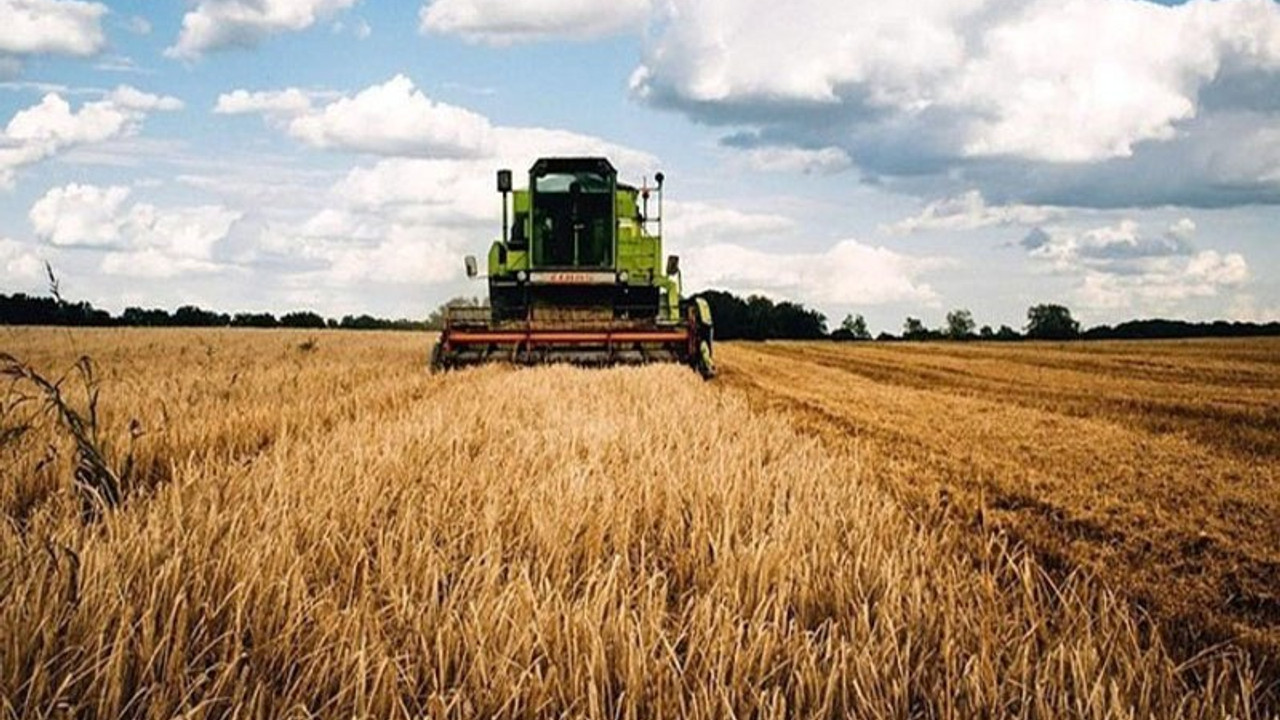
[
  {"left": 682, "top": 239, "right": 940, "bottom": 306},
  {"left": 220, "top": 76, "right": 658, "bottom": 169},
  {"left": 29, "top": 183, "right": 241, "bottom": 277},
  {"left": 288, "top": 75, "right": 493, "bottom": 157},
  {"left": 419, "top": 0, "right": 651, "bottom": 44},
  {"left": 632, "top": 0, "right": 1280, "bottom": 206},
  {"left": 0, "top": 86, "right": 182, "bottom": 188},
  {"left": 1077, "top": 251, "right": 1249, "bottom": 310},
  {"left": 0, "top": 237, "right": 44, "bottom": 285},
  {"left": 736, "top": 146, "right": 853, "bottom": 175},
  {"left": 0, "top": 0, "right": 106, "bottom": 57},
  {"left": 260, "top": 218, "right": 464, "bottom": 286},
  {"left": 219, "top": 76, "right": 666, "bottom": 170},
  {"left": 29, "top": 183, "right": 132, "bottom": 246},
  {"left": 106, "top": 85, "right": 184, "bottom": 112},
  {"left": 167, "top": 0, "right": 358, "bottom": 59},
  {"left": 664, "top": 201, "right": 793, "bottom": 245},
  {"left": 885, "top": 190, "right": 1064, "bottom": 234},
  {"left": 1021, "top": 217, "right": 1249, "bottom": 311},
  {"left": 214, "top": 88, "right": 316, "bottom": 118},
  {"left": 1023, "top": 219, "right": 1200, "bottom": 269},
  {"left": 216, "top": 76, "right": 494, "bottom": 157}
]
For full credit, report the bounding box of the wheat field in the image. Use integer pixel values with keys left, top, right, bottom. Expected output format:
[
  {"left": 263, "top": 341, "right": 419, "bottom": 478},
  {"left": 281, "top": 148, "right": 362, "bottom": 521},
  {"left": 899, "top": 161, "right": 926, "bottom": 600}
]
[{"left": 1, "top": 328, "right": 1275, "bottom": 718}]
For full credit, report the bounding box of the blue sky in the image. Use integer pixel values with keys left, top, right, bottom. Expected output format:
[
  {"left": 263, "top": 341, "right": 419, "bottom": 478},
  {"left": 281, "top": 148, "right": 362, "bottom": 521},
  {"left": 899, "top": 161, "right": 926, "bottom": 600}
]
[{"left": 1, "top": 0, "right": 1278, "bottom": 332}]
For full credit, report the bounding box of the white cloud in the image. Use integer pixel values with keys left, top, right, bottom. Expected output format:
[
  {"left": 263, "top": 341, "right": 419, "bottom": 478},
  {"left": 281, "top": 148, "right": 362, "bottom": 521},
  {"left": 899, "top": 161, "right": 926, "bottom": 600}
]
[
  {"left": 491, "top": 126, "right": 657, "bottom": 175},
  {"left": 93, "top": 54, "right": 149, "bottom": 74},
  {"left": 218, "top": 75, "right": 659, "bottom": 169},
  {"left": 29, "top": 183, "right": 131, "bottom": 246},
  {"left": 1227, "top": 294, "right": 1280, "bottom": 323},
  {"left": 333, "top": 158, "right": 490, "bottom": 219},
  {"left": 1, "top": 87, "right": 182, "bottom": 188},
  {"left": 214, "top": 88, "right": 316, "bottom": 118},
  {"left": 106, "top": 85, "right": 184, "bottom": 112},
  {"left": 885, "top": 190, "right": 1064, "bottom": 234},
  {"left": 28, "top": 183, "right": 241, "bottom": 277},
  {"left": 0, "top": 237, "right": 44, "bottom": 284},
  {"left": 664, "top": 201, "right": 793, "bottom": 245},
  {"left": 683, "top": 239, "right": 940, "bottom": 306},
  {"left": 100, "top": 250, "right": 224, "bottom": 279},
  {"left": 736, "top": 146, "right": 853, "bottom": 175},
  {"left": 126, "top": 203, "right": 242, "bottom": 260},
  {"left": 0, "top": 0, "right": 106, "bottom": 57},
  {"left": 167, "top": 0, "right": 358, "bottom": 59},
  {"left": 1021, "top": 217, "right": 1249, "bottom": 312},
  {"left": 259, "top": 208, "right": 469, "bottom": 288},
  {"left": 6, "top": 92, "right": 129, "bottom": 144},
  {"left": 419, "top": 0, "right": 650, "bottom": 44},
  {"left": 1023, "top": 218, "right": 1198, "bottom": 270},
  {"left": 633, "top": 0, "right": 1280, "bottom": 180},
  {"left": 1078, "top": 251, "right": 1249, "bottom": 310},
  {"left": 287, "top": 75, "right": 493, "bottom": 157}
]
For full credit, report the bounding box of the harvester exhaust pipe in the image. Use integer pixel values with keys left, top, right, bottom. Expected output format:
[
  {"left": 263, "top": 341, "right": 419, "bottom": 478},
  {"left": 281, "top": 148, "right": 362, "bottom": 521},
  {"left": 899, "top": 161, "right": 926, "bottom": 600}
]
[
  {"left": 497, "top": 169, "right": 512, "bottom": 242},
  {"left": 655, "top": 171, "right": 664, "bottom": 238}
]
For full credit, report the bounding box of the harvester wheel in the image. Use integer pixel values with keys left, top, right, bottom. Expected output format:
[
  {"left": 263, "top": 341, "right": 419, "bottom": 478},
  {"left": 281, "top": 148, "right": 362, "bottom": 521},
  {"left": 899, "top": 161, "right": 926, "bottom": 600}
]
[
  {"left": 696, "top": 339, "right": 716, "bottom": 380},
  {"left": 429, "top": 341, "right": 445, "bottom": 373}
]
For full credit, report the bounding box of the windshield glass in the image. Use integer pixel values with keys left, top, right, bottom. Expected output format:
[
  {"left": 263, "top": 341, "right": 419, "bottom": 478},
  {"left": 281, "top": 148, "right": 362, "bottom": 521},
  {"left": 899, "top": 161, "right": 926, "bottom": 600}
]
[
  {"left": 531, "top": 171, "right": 614, "bottom": 268},
  {"left": 534, "top": 171, "right": 611, "bottom": 194}
]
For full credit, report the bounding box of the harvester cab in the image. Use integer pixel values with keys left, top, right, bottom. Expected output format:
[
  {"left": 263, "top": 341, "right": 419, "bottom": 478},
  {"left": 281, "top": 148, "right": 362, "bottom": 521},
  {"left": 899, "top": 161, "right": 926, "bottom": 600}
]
[{"left": 430, "top": 157, "right": 715, "bottom": 378}]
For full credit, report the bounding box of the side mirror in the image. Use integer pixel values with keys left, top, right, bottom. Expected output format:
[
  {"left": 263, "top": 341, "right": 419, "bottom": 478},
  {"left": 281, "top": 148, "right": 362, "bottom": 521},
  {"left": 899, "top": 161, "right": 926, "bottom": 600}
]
[
  {"left": 465, "top": 255, "right": 478, "bottom": 278},
  {"left": 496, "top": 169, "right": 512, "bottom": 193},
  {"left": 666, "top": 255, "right": 680, "bottom": 276}
]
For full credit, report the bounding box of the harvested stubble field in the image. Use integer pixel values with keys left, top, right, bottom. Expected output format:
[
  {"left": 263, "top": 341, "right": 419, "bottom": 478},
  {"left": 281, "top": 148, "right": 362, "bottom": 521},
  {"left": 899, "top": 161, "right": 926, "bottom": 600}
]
[{"left": 1, "top": 328, "right": 1277, "bottom": 719}]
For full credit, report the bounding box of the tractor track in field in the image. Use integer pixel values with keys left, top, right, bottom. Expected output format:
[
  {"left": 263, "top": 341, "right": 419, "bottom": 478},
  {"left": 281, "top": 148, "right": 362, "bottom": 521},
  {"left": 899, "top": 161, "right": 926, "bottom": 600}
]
[{"left": 717, "top": 342, "right": 1280, "bottom": 683}]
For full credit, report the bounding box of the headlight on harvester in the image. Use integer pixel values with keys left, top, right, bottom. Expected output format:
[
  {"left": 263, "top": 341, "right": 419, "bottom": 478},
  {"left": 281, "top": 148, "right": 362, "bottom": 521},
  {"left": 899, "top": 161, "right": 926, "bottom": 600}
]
[
  {"left": 617, "top": 270, "right": 629, "bottom": 284},
  {"left": 516, "top": 270, "right": 528, "bottom": 283}
]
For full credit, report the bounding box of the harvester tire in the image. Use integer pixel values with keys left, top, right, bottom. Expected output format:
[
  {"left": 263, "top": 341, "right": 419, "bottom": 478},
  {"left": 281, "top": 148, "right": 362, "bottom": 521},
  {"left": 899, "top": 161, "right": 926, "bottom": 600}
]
[
  {"left": 696, "top": 340, "right": 716, "bottom": 380},
  {"left": 429, "top": 341, "right": 445, "bottom": 373}
]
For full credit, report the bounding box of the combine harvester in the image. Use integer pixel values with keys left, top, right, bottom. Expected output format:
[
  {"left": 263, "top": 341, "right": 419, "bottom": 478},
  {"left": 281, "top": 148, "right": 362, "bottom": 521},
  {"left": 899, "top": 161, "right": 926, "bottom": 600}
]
[{"left": 431, "top": 157, "right": 715, "bottom": 378}]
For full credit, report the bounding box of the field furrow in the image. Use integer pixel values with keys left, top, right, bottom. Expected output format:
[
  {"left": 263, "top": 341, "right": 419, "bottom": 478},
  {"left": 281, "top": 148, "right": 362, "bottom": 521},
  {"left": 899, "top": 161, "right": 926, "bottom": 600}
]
[{"left": 720, "top": 341, "right": 1280, "bottom": 668}]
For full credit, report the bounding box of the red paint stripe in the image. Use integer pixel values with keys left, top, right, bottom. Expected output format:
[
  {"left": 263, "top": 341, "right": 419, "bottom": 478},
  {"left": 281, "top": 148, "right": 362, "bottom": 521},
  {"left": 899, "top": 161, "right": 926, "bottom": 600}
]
[{"left": 447, "top": 330, "right": 689, "bottom": 344}]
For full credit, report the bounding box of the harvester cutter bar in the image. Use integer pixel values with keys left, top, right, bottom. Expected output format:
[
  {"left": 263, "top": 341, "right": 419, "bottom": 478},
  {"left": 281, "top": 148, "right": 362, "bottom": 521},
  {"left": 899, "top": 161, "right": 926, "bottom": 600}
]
[{"left": 445, "top": 329, "right": 690, "bottom": 345}]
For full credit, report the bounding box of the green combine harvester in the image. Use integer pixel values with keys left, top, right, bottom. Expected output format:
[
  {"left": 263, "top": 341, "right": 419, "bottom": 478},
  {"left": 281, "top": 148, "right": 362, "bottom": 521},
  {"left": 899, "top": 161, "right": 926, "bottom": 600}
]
[{"left": 430, "top": 157, "right": 715, "bottom": 378}]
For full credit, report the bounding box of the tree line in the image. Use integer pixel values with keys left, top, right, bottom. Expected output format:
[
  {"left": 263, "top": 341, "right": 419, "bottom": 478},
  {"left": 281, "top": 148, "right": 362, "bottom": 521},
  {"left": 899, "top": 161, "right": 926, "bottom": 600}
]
[
  {"left": 693, "top": 292, "right": 1278, "bottom": 342},
  {"left": 3, "top": 290, "right": 1276, "bottom": 341},
  {"left": 0, "top": 293, "right": 430, "bottom": 331}
]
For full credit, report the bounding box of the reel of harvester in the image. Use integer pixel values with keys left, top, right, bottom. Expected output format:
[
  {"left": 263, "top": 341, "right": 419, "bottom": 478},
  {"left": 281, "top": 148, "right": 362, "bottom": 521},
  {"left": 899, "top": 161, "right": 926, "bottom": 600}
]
[{"left": 428, "top": 157, "right": 715, "bottom": 379}]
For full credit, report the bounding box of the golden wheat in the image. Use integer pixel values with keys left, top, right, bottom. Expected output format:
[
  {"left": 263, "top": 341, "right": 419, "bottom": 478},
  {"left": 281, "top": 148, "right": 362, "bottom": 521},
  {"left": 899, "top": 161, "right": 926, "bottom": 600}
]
[
  {"left": 0, "top": 328, "right": 1271, "bottom": 718},
  {"left": 723, "top": 339, "right": 1280, "bottom": 674}
]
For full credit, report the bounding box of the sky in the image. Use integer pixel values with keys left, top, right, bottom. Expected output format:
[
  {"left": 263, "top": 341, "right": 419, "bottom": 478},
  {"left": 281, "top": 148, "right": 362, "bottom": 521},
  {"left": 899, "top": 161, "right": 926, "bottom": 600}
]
[{"left": 1, "top": 0, "right": 1278, "bottom": 333}]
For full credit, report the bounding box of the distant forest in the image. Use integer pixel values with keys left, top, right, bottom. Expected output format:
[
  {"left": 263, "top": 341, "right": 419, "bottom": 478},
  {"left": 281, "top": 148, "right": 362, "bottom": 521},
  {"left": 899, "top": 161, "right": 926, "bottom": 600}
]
[{"left": 2, "top": 290, "right": 1277, "bottom": 342}]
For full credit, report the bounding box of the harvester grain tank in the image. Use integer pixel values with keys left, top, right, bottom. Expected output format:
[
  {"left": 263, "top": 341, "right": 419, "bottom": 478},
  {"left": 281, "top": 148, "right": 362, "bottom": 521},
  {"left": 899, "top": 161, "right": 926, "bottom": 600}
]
[{"left": 430, "top": 157, "right": 714, "bottom": 378}]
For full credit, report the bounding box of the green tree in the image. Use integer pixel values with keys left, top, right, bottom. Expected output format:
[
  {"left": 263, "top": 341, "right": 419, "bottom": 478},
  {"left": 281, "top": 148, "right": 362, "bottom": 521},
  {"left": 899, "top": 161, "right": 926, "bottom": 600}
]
[
  {"left": 280, "top": 311, "right": 327, "bottom": 328},
  {"left": 946, "top": 308, "right": 976, "bottom": 340},
  {"left": 995, "top": 325, "right": 1021, "bottom": 341},
  {"left": 1026, "top": 303, "right": 1080, "bottom": 340},
  {"left": 903, "top": 317, "right": 928, "bottom": 340},
  {"left": 834, "top": 313, "right": 871, "bottom": 341}
]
